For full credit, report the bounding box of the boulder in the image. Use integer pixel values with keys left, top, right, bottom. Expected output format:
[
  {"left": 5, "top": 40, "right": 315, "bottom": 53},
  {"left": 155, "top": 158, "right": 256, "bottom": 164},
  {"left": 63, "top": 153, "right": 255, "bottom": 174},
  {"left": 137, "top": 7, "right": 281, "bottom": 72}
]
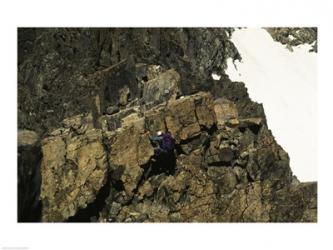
[
  {"left": 135, "top": 64, "right": 165, "bottom": 82},
  {"left": 165, "top": 95, "right": 200, "bottom": 141},
  {"left": 40, "top": 116, "right": 108, "bottom": 222},
  {"left": 142, "top": 69, "right": 181, "bottom": 104},
  {"left": 165, "top": 92, "right": 216, "bottom": 142}
]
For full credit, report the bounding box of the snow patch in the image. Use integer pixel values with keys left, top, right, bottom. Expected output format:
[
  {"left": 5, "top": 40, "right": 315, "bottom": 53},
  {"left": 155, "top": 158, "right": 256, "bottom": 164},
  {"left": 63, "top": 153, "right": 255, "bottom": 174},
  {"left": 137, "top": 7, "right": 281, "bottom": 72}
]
[
  {"left": 288, "top": 34, "right": 296, "bottom": 41},
  {"left": 211, "top": 73, "right": 221, "bottom": 80},
  {"left": 225, "top": 28, "right": 317, "bottom": 181}
]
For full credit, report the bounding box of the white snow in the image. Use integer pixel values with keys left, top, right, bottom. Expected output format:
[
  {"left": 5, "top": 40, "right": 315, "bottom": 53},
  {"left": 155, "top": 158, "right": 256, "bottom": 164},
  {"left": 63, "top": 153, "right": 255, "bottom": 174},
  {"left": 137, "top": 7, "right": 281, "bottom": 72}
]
[
  {"left": 212, "top": 73, "right": 222, "bottom": 80},
  {"left": 225, "top": 28, "right": 317, "bottom": 181},
  {"left": 288, "top": 34, "right": 296, "bottom": 41}
]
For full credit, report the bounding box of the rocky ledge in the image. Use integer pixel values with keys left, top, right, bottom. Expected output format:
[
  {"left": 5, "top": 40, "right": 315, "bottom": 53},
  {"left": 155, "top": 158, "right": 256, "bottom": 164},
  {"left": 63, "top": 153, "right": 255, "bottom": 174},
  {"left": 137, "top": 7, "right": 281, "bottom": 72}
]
[{"left": 31, "top": 71, "right": 316, "bottom": 222}]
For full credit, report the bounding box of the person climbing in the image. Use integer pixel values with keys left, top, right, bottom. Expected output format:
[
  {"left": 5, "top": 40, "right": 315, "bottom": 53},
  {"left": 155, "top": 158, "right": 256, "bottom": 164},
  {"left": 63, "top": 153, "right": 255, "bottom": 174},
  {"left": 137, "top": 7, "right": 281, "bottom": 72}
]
[
  {"left": 149, "top": 130, "right": 175, "bottom": 157},
  {"left": 143, "top": 130, "right": 176, "bottom": 180}
]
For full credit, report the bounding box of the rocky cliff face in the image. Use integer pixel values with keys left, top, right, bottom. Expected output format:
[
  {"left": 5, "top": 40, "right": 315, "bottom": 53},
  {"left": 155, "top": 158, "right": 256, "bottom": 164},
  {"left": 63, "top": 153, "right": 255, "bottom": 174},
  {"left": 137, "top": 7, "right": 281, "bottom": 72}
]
[
  {"left": 18, "top": 28, "right": 240, "bottom": 135},
  {"left": 18, "top": 28, "right": 317, "bottom": 222}
]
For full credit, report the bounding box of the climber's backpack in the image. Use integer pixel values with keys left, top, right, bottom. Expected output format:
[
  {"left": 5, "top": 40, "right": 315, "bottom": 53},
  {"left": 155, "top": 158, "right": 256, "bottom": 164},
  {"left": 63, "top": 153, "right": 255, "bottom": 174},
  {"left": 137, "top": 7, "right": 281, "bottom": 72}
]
[{"left": 161, "top": 132, "right": 175, "bottom": 152}]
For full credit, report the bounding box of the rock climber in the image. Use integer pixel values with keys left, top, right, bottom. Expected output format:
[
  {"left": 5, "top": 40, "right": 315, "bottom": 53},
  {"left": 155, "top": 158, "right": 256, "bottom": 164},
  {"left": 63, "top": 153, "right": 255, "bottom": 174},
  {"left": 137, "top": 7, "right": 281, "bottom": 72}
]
[
  {"left": 144, "top": 130, "right": 176, "bottom": 179},
  {"left": 149, "top": 130, "right": 175, "bottom": 157}
]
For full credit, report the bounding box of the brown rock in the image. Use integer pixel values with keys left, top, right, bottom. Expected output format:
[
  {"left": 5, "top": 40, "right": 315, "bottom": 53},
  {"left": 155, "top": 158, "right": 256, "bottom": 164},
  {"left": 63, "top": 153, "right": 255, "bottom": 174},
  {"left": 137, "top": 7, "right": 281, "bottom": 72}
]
[
  {"left": 40, "top": 125, "right": 108, "bottom": 222},
  {"left": 35, "top": 91, "right": 316, "bottom": 223},
  {"left": 119, "top": 85, "right": 130, "bottom": 107},
  {"left": 121, "top": 113, "right": 144, "bottom": 129},
  {"left": 213, "top": 98, "right": 238, "bottom": 127},
  {"left": 109, "top": 122, "right": 154, "bottom": 196},
  {"left": 165, "top": 95, "right": 200, "bottom": 141},
  {"left": 144, "top": 105, "right": 167, "bottom": 134},
  {"left": 239, "top": 117, "right": 263, "bottom": 126},
  {"left": 195, "top": 92, "right": 216, "bottom": 128},
  {"left": 138, "top": 181, "right": 154, "bottom": 200},
  {"left": 165, "top": 92, "right": 216, "bottom": 142},
  {"left": 242, "top": 182, "right": 270, "bottom": 222},
  {"left": 226, "top": 118, "right": 239, "bottom": 127}
]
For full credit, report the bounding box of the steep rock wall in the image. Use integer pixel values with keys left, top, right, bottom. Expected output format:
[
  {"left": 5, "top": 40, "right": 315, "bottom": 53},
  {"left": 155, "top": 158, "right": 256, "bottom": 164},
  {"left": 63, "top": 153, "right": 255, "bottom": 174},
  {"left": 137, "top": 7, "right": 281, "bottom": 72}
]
[{"left": 18, "top": 28, "right": 317, "bottom": 223}]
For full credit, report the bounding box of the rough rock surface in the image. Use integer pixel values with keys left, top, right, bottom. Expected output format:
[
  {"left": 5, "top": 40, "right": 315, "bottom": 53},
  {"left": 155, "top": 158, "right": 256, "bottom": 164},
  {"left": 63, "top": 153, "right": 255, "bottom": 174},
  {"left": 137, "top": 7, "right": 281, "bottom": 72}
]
[
  {"left": 142, "top": 69, "right": 181, "bottom": 104},
  {"left": 38, "top": 91, "right": 316, "bottom": 222},
  {"left": 18, "top": 28, "right": 240, "bottom": 135},
  {"left": 40, "top": 114, "right": 108, "bottom": 221},
  {"left": 18, "top": 28, "right": 317, "bottom": 222},
  {"left": 265, "top": 27, "right": 317, "bottom": 52}
]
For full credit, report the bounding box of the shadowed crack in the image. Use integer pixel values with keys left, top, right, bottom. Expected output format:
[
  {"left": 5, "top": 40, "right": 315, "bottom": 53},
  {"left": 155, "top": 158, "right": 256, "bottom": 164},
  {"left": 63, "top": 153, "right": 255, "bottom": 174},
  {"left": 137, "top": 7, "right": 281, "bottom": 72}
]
[{"left": 67, "top": 170, "right": 111, "bottom": 222}]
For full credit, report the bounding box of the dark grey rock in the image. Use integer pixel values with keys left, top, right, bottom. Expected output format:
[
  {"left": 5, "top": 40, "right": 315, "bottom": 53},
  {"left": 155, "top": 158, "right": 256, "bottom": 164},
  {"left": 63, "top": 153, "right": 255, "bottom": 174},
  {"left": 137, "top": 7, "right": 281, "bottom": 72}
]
[
  {"left": 106, "top": 106, "right": 120, "bottom": 115},
  {"left": 18, "top": 130, "right": 42, "bottom": 222}
]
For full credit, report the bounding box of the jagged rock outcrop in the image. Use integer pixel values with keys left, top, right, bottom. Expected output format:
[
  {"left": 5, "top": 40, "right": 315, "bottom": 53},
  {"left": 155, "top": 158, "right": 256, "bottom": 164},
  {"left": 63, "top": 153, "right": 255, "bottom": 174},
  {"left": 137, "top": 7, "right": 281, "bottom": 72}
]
[
  {"left": 142, "top": 69, "right": 181, "bottom": 104},
  {"left": 18, "top": 28, "right": 240, "bottom": 135},
  {"left": 107, "top": 120, "right": 154, "bottom": 197},
  {"left": 40, "top": 114, "right": 108, "bottom": 221},
  {"left": 39, "top": 90, "right": 316, "bottom": 222}
]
